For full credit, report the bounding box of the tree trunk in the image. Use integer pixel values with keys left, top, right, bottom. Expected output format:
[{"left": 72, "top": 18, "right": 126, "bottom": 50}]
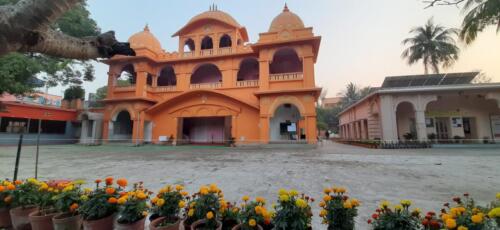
[{"left": 0, "top": 0, "right": 134, "bottom": 59}]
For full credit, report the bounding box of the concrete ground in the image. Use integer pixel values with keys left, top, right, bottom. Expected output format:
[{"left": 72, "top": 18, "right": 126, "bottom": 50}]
[{"left": 0, "top": 141, "right": 499, "bottom": 229}]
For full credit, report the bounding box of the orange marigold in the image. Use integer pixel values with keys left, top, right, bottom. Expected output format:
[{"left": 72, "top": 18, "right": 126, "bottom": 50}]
[
  {"left": 108, "top": 197, "right": 117, "bottom": 204},
  {"left": 95, "top": 179, "right": 102, "bottom": 184},
  {"left": 105, "top": 177, "right": 113, "bottom": 185},
  {"left": 105, "top": 187, "right": 116, "bottom": 195},
  {"left": 69, "top": 203, "right": 79, "bottom": 213},
  {"left": 117, "top": 178, "right": 128, "bottom": 187},
  {"left": 0, "top": 186, "right": 5, "bottom": 192},
  {"left": 7, "top": 184, "right": 15, "bottom": 191},
  {"left": 14, "top": 180, "right": 22, "bottom": 185}
]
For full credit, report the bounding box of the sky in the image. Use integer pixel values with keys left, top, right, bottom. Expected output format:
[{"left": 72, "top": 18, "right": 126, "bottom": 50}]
[{"left": 49, "top": 0, "right": 500, "bottom": 98}]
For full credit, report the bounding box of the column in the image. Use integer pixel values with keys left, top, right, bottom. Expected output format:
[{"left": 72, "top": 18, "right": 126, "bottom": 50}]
[
  {"left": 102, "top": 120, "right": 110, "bottom": 143},
  {"left": 415, "top": 109, "right": 427, "bottom": 142},
  {"left": 135, "top": 71, "right": 147, "bottom": 97},
  {"left": 302, "top": 56, "right": 315, "bottom": 88},
  {"left": 380, "top": 95, "right": 398, "bottom": 142},
  {"left": 177, "top": 73, "right": 190, "bottom": 91},
  {"left": 106, "top": 72, "right": 117, "bottom": 99},
  {"left": 360, "top": 121, "right": 366, "bottom": 140},
  {"left": 305, "top": 116, "right": 317, "bottom": 144},
  {"left": 152, "top": 76, "right": 158, "bottom": 87},
  {"left": 259, "top": 116, "right": 270, "bottom": 144}
]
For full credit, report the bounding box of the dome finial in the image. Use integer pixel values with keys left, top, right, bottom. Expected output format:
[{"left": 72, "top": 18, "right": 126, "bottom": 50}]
[
  {"left": 283, "top": 3, "right": 289, "bottom": 12},
  {"left": 144, "top": 24, "right": 150, "bottom": 32}
]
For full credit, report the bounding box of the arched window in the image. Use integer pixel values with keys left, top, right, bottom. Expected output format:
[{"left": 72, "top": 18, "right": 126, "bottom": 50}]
[
  {"left": 269, "top": 47, "right": 303, "bottom": 74},
  {"left": 219, "top": 34, "right": 232, "bottom": 48},
  {"left": 158, "top": 66, "right": 176, "bottom": 86},
  {"left": 146, "top": 74, "right": 153, "bottom": 86},
  {"left": 116, "top": 64, "right": 136, "bottom": 86},
  {"left": 237, "top": 58, "right": 259, "bottom": 81},
  {"left": 191, "top": 64, "right": 222, "bottom": 84},
  {"left": 201, "top": 36, "right": 213, "bottom": 50},
  {"left": 184, "top": 38, "right": 195, "bottom": 52}
]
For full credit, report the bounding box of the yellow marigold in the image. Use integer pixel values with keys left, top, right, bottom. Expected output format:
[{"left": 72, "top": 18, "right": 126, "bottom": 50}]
[
  {"left": 323, "top": 195, "right": 332, "bottom": 202},
  {"left": 256, "top": 196, "right": 265, "bottom": 203},
  {"left": 136, "top": 192, "right": 147, "bottom": 200},
  {"left": 156, "top": 198, "right": 165, "bottom": 207},
  {"left": 179, "top": 201, "right": 186, "bottom": 208},
  {"left": 151, "top": 197, "right": 158, "bottom": 204},
  {"left": 255, "top": 206, "right": 263, "bottom": 215},
  {"left": 324, "top": 188, "right": 331, "bottom": 194},
  {"left": 319, "top": 209, "right": 327, "bottom": 217},
  {"left": 142, "top": 211, "right": 148, "bottom": 217},
  {"left": 209, "top": 184, "right": 218, "bottom": 193},
  {"left": 343, "top": 200, "right": 353, "bottom": 209},
  {"left": 249, "top": 219, "right": 256, "bottom": 227},
  {"left": 80, "top": 195, "right": 89, "bottom": 201},
  {"left": 181, "top": 191, "right": 189, "bottom": 196},
  {"left": 400, "top": 200, "right": 412, "bottom": 206},
  {"left": 117, "top": 197, "right": 127, "bottom": 205},
  {"left": 471, "top": 214, "right": 483, "bottom": 224},
  {"left": 488, "top": 208, "right": 500, "bottom": 218},
  {"left": 199, "top": 186, "right": 209, "bottom": 195},
  {"left": 188, "top": 209, "right": 194, "bottom": 217},
  {"left": 289, "top": 190, "right": 298, "bottom": 196},
  {"left": 446, "top": 218, "right": 457, "bottom": 229},
  {"left": 351, "top": 198, "right": 360, "bottom": 207},
  {"left": 457, "top": 226, "right": 468, "bottom": 230},
  {"left": 337, "top": 187, "right": 346, "bottom": 193},
  {"left": 62, "top": 185, "right": 74, "bottom": 192},
  {"left": 380, "top": 200, "right": 390, "bottom": 209},
  {"left": 394, "top": 205, "right": 403, "bottom": 211},
  {"left": 279, "top": 194, "right": 290, "bottom": 202},
  {"left": 7, "top": 184, "right": 15, "bottom": 191},
  {"left": 278, "top": 189, "right": 288, "bottom": 196},
  {"left": 242, "top": 195, "right": 250, "bottom": 202},
  {"left": 319, "top": 201, "right": 326, "bottom": 207},
  {"left": 496, "top": 192, "right": 500, "bottom": 200},
  {"left": 296, "top": 198, "right": 308, "bottom": 208},
  {"left": 206, "top": 211, "right": 214, "bottom": 220},
  {"left": 442, "top": 213, "right": 451, "bottom": 221},
  {"left": 175, "top": 185, "right": 184, "bottom": 191}
]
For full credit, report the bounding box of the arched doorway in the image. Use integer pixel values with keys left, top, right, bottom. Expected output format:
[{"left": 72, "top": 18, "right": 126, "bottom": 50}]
[
  {"left": 184, "top": 38, "right": 195, "bottom": 52},
  {"left": 191, "top": 64, "right": 222, "bottom": 85},
  {"left": 237, "top": 58, "right": 259, "bottom": 81},
  {"left": 201, "top": 36, "right": 213, "bottom": 50},
  {"left": 270, "top": 103, "right": 302, "bottom": 142},
  {"left": 158, "top": 66, "right": 176, "bottom": 86},
  {"left": 270, "top": 47, "right": 303, "bottom": 74},
  {"left": 396, "top": 102, "right": 416, "bottom": 141},
  {"left": 219, "top": 34, "right": 232, "bottom": 48},
  {"left": 111, "top": 111, "right": 133, "bottom": 141}
]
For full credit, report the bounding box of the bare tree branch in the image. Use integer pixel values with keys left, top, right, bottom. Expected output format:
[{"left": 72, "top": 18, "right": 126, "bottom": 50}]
[{"left": 423, "top": 0, "right": 466, "bottom": 8}]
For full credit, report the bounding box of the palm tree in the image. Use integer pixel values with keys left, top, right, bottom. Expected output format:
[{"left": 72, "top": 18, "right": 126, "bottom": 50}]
[
  {"left": 460, "top": 0, "right": 500, "bottom": 44},
  {"left": 402, "top": 18, "right": 460, "bottom": 74}
]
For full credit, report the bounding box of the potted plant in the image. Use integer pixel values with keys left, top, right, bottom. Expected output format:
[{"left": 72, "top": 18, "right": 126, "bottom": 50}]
[
  {"left": 232, "top": 196, "right": 270, "bottom": 230},
  {"left": 79, "top": 177, "right": 120, "bottom": 230},
  {"left": 28, "top": 181, "right": 60, "bottom": 230},
  {"left": 150, "top": 184, "right": 188, "bottom": 230},
  {"left": 51, "top": 180, "right": 86, "bottom": 230},
  {"left": 367, "top": 200, "right": 422, "bottom": 230},
  {"left": 319, "top": 186, "right": 360, "bottom": 230},
  {"left": 273, "top": 189, "right": 313, "bottom": 230},
  {"left": 115, "top": 180, "right": 150, "bottom": 230},
  {"left": 0, "top": 179, "right": 15, "bottom": 228},
  {"left": 184, "top": 184, "right": 223, "bottom": 230},
  {"left": 220, "top": 201, "right": 239, "bottom": 230},
  {"left": 438, "top": 193, "right": 493, "bottom": 230},
  {"left": 9, "top": 179, "right": 40, "bottom": 230},
  {"left": 488, "top": 193, "right": 500, "bottom": 227}
]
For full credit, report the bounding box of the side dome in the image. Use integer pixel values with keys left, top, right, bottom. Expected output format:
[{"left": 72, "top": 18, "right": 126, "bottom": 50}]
[
  {"left": 128, "top": 25, "right": 162, "bottom": 53},
  {"left": 268, "top": 4, "right": 305, "bottom": 33}
]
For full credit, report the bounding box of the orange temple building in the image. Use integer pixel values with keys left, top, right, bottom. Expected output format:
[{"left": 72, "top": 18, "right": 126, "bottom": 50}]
[{"left": 92, "top": 5, "right": 322, "bottom": 145}]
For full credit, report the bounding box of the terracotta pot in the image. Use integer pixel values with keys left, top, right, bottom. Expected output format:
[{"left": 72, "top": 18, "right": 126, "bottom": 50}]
[
  {"left": 179, "top": 219, "right": 190, "bottom": 230},
  {"left": 52, "top": 213, "right": 81, "bottom": 230},
  {"left": 10, "top": 206, "right": 39, "bottom": 230},
  {"left": 191, "top": 219, "right": 222, "bottom": 230},
  {"left": 0, "top": 208, "right": 12, "bottom": 228},
  {"left": 29, "top": 209, "right": 60, "bottom": 230},
  {"left": 115, "top": 217, "right": 146, "bottom": 230},
  {"left": 149, "top": 216, "right": 180, "bottom": 230},
  {"left": 221, "top": 219, "right": 238, "bottom": 230},
  {"left": 82, "top": 214, "right": 114, "bottom": 230},
  {"left": 231, "top": 224, "right": 263, "bottom": 230}
]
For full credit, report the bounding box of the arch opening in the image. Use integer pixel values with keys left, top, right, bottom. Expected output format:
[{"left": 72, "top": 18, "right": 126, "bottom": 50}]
[
  {"left": 201, "top": 36, "right": 213, "bottom": 50},
  {"left": 146, "top": 73, "right": 153, "bottom": 86},
  {"left": 111, "top": 110, "right": 133, "bottom": 141},
  {"left": 184, "top": 38, "right": 195, "bottom": 52},
  {"left": 269, "top": 47, "right": 303, "bottom": 74},
  {"left": 237, "top": 58, "right": 259, "bottom": 81},
  {"left": 396, "top": 102, "right": 416, "bottom": 141},
  {"left": 270, "top": 103, "right": 303, "bottom": 142},
  {"left": 191, "top": 64, "right": 222, "bottom": 84},
  {"left": 219, "top": 34, "right": 232, "bottom": 48},
  {"left": 116, "top": 64, "right": 136, "bottom": 86},
  {"left": 158, "top": 66, "right": 177, "bottom": 86}
]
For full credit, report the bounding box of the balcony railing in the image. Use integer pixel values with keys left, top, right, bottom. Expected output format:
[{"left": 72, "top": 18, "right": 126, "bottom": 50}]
[
  {"left": 200, "top": 49, "right": 213, "bottom": 56},
  {"left": 113, "top": 85, "right": 135, "bottom": 92},
  {"left": 182, "top": 51, "right": 194, "bottom": 58},
  {"left": 236, "top": 80, "right": 259, "bottom": 87},
  {"left": 153, "top": 86, "right": 176, "bottom": 92},
  {"left": 190, "top": 82, "right": 222, "bottom": 89},
  {"left": 269, "top": 72, "right": 303, "bottom": 81},
  {"left": 217, "top": 47, "right": 232, "bottom": 55}
]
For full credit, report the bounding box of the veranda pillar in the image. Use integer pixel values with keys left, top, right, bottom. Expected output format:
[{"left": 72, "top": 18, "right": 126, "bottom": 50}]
[{"left": 415, "top": 110, "right": 427, "bottom": 142}]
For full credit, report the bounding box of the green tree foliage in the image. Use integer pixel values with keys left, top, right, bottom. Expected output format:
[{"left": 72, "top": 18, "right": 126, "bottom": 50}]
[
  {"left": 402, "top": 18, "right": 460, "bottom": 74},
  {"left": 0, "top": 0, "right": 100, "bottom": 95},
  {"left": 64, "top": 85, "right": 85, "bottom": 100},
  {"left": 338, "top": 82, "right": 373, "bottom": 109}
]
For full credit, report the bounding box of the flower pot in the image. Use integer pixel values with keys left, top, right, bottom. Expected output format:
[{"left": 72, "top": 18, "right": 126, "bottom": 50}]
[
  {"left": 191, "top": 219, "right": 222, "bottom": 230},
  {"left": 221, "top": 219, "right": 238, "bottom": 230},
  {"left": 115, "top": 217, "right": 146, "bottom": 230},
  {"left": 0, "top": 208, "right": 12, "bottom": 228},
  {"left": 10, "top": 206, "right": 39, "bottom": 230},
  {"left": 82, "top": 214, "right": 115, "bottom": 230},
  {"left": 231, "top": 223, "right": 263, "bottom": 230},
  {"left": 149, "top": 216, "right": 180, "bottom": 230},
  {"left": 52, "top": 213, "right": 81, "bottom": 230},
  {"left": 179, "top": 218, "right": 190, "bottom": 230},
  {"left": 29, "top": 209, "right": 60, "bottom": 230}
]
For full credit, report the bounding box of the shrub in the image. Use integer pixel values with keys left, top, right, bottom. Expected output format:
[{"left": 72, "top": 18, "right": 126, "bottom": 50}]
[
  {"left": 237, "top": 196, "right": 271, "bottom": 229},
  {"left": 273, "top": 189, "right": 313, "bottom": 230},
  {"left": 78, "top": 177, "right": 120, "bottom": 221},
  {"left": 319, "top": 186, "right": 360, "bottom": 230},
  {"left": 0, "top": 179, "right": 15, "bottom": 209},
  {"left": 116, "top": 181, "right": 150, "bottom": 224},
  {"left": 63, "top": 85, "right": 85, "bottom": 100},
  {"left": 368, "top": 200, "right": 422, "bottom": 230},
  {"left": 150, "top": 184, "right": 188, "bottom": 226},
  {"left": 10, "top": 179, "right": 40, "bottom": 209},
  {"left": 439, "top": 194, "right": 494, "bottom": 230},
  {"left": 52, "top": 180, "right": 85, "bottom": 215},
  {"left": 185, "top": 184, "right": 223, "bottom": 228}
]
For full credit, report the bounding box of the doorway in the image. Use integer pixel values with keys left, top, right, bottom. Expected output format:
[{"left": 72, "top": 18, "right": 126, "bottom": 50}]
[
  {"left": 435, "top": 117, "right": 450, "bottom": 141},
  {"left": 181, "top": 117, "right": 229, "bottom": 145}
]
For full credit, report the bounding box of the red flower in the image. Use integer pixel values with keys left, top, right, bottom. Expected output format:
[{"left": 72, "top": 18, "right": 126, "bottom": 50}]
[
  {"left": 430, "top": 220, "right": 440, "bottom": 228},
  {"left": 376, "top": 208, "right": 381, "bottom": 213},
  {"left": 367, "top": 219, "right": 372, "bottom": 224},
  {"left": 427, "top": 211, "right": 436, "bottom": 216},
  {"left": 452, "top": 197, "right": 461, "bottom": 203},
  {"left": 105, "top": 177, "right": 113, "bottom": 185},
  {"left": 422, "top": 219, "right": 429, "bottom": 226},
  {"left": 463, "top": 193, "right": 469, "bottom": 197},
  {"left": 372, "top": 213, "right": 379, "bottom": 219}
]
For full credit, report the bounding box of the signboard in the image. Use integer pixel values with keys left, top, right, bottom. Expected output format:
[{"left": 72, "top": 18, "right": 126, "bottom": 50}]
[
  {"left": 159, "top": 136, "right": 168, "bottom": 142},
  {"left": 287, "top": 123, "right": 297, "bottom": 132},
  {"left": 425, "top": 118, "right": 434, "bottom": 128},
  {"left": 451, "top": 117, "right": 463, "bottom": 128},
  {"left": 491, "top": 115, "right": 500, "bottom": 138}
]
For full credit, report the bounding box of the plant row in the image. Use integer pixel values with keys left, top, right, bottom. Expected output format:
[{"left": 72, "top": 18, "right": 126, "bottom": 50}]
[{"left": 0, "top": 178, "right": 499, "bottom": 230}]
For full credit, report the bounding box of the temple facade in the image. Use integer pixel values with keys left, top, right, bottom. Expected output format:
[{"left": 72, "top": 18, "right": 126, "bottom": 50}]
[{"left": 93, "top": 5, "right": 322, "bottom": 145}]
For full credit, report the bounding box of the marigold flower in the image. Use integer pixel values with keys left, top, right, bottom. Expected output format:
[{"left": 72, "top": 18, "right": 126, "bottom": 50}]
[
  {"left": 105, "top": 177, "right": 113, "bottom": 185},
  {"left": 255, "top": 206, "right": 263, "bottom": 215},
  {"left": 105, "top": 187, "right": 115, "bottom": 195},
  {"left": 14, "top": 180, "right": 22, "bottom": 185},
  {"left": 471, "top": 214, "right": 483, "bottom": 223},
  {"left": 457, "top": 226, "right": 468, "bottom": 230},
  {"left": 445, "top": 218, "right": 456, "bottom": 229},
  {"left": 117, "top": 197, "right": 127, "bottom": 205},
  {"left": 117, "top": 178, "right": 128, "bottom": 187},
  {"left": 108, "top": 197, "right": 117, "bottom": 204},
  {"left": 296, "top": 198, "right": 308, "bottom": 208},
  {"left": 188, "top": 209, "right": 195, "bottom": 217},
  {"left": 136, "top": 192, "right": 147, "bottom": 200},
  {"left": 7, "top": 184, "right": 15, "bottom": 190},
  {"left": 278, "top": 189, "right": 288, "bottom": 196},
  {"left": 289, "top": 189, "right": 298, "bottom": 196},
  {"left": 156, "top": 198, "right": 165, "bottom": 207},
  {"left": 343, "top": 200, "right": 353, "bottom": 209},
  {"left": 256, "top": 196, "right": 265, "bottom": 203},
  {"left": 3, "top": 196, "right": 12, "bottom": 203},
  {"left": 319, "top": 209, "right": 327, "bottom": 217},
  {"left": 323, "top": 188, "right": 331, "bottom": 194},
  {"left": 0, "top": 186, "right": 5, "bottom": 192},
  {"left": 181, "top": 191, "right": 189, "bottom": 196},
  {"left": 279, "top": 194, "right": 290, "bottom": 202},
  {"left": 488, "top": 207, "right": 500, "bottom": 218},
  {"left": 69, "top": 203, "right": 78, "bottom": 213},
  {"left": 351, "top": 198, "right": 360, "bottom": 207},
  {"left": 400, "top": 200, "right": 412, "bottom": 206},
  {"left": 337, "top": 187, "right": 346, "bottom": 193},
  {"left": 248, "top": 218, "right": 256, "bottom": 227},
  {"left": 206, "top": 211, "right": 214, "bottom": 219},
  {"left": 95, "top": 179, "right": 102, "bottom": 184},
  {"left": 209, "top": 184, "right": 218, "bottom": 193},
  {"left": 175, "top": 185, "right": 184, "bottom": 191},
  {"left": 380, "top": 200, "right": 390, "bottom": 209},
  {"left": 319, "top": 201, "right": 326, "bottom": 207},
  {"left": 179, "top": 201, "right": 186, "bottom": 208},
  {"left": 394, "top": 205, "right": 403, "bottom": 211},
  {"left": 323, "top": 195, "right": 331, "bottom": 202},
  {"left": 242, "top": 195, "right": 250, "bottom": 202},
  {"left": 199, "top": 186, "right": 209, "bottom": 195}
]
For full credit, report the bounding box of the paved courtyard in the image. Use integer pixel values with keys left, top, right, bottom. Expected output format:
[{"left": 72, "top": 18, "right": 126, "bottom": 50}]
[{"left": 1, "top": 141, "right": 499, "bottom": 229}]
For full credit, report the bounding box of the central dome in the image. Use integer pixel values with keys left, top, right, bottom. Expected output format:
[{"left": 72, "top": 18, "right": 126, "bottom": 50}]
[
  {"left": 188, "top": 10, "right": 241, "bottom": 28},
  {"left": 128, "top": 25, "right": 162, "bottom": 53},
  {"left": 268, "top": 4, "right": 305, "bottom": 33}
]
